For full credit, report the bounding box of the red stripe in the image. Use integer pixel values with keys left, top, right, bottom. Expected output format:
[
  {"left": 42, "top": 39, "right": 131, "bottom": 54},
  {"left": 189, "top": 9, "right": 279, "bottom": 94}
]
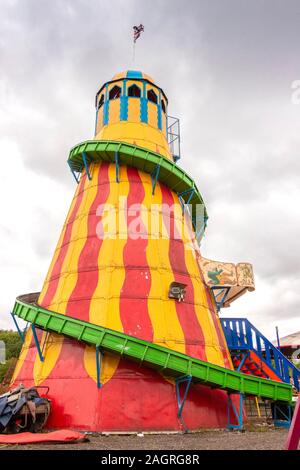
[
  {"left": 183, "top": 211, "right": 232, "bottom": 368},
  {"left": 160, "top": 184, "right": 206, "bottom": 360},
  {"left": 30, "top": 164, "right": 111, "bottom": 418},
  {"left": 119, "top": 167, "right": 153, "bottom": 342},
  {"left": 40, "top": 338, "right": 100, "bottom": 429},
  {"left": 66, "top": 163, "right": 110, "bottom": 321},
  {"left": 11, "top": 328, "right": 43, "bottom": 386},
  {"left": 40, "top": 174, "right": 87, "bottom": 309}
]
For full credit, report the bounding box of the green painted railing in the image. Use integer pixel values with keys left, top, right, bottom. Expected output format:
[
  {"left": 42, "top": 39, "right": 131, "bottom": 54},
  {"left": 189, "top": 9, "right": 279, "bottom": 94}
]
[
  {"left": 68, "top": 140, "right": 208, "bottom": 226},
  {"left": 13, "top": 294, "right": 292, "bottom": 403}
]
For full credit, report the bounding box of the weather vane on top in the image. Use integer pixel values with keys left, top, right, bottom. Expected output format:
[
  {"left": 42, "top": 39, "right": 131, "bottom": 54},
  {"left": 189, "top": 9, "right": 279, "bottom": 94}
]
[{"left": 132, "top": 24, "right": 144, "bottom": 63}]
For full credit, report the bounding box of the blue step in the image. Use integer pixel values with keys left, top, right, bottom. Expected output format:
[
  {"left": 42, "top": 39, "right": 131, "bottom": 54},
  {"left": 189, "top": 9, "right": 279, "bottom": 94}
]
[{"left": 221, "top": 318, "right": 300, "bottom": 391}]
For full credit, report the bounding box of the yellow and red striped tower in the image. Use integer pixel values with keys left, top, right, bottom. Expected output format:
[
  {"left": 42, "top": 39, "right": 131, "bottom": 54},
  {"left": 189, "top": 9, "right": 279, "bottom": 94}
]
[{"left": 12, "top": 71, "right": 235, "bottom": 431}]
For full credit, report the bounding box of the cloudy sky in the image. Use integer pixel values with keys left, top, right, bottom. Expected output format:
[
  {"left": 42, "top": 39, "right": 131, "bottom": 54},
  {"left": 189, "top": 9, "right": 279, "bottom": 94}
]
[{"left": 1, "top": 0, "right": 299, "bottom": 340}]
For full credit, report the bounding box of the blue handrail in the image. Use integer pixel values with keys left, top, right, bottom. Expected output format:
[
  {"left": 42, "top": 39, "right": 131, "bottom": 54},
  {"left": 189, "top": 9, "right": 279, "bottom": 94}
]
[{"left": 221, "top": 318, "right": 300, "bottom": 391}]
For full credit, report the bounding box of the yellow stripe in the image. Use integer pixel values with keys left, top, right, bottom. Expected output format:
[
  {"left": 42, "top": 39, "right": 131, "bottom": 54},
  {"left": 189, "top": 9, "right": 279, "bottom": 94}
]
[
  {"left": 97, "top": 122, "right": 172, "bottom": 160},
  {"left": 108, "top": 99, "right": 120, "bottom": 125},
  {"left": 182, "top": 211, "right": 233, "bottom": 368},
  {"left": 84, "top": 163, "right": 130, "bottom": 384},
  {"left": 127, "top": 98, "right": 140, "bottom": 123},
  {"left": 17, "top": 178, "right": 87, "bottom": 385},
  {"left": 140, "top": 175, "right": 186, "bottom": 354},
  {"left": 172, "top": 193, "right": 225, "bottom": 367},
  {"left": 33, "top": 332, "right": 64, "bottom": 385},
  {"left": 33, "top": 166, "right": 100, "bottom": 384},
  {"left": 38, "top": 180, "right": 82, "bottom": 305},
  {"left": 48, "top": 167, "right": 99, "bottom": 314},
  {"left": 11, "top": 328, "right": 33, "bottom": 385},
  {"left": 96, "top": 107, "right": 104, "bottom": 134},
  {"left": 148, "top": 102, "right": 158, "bottom": 128}
]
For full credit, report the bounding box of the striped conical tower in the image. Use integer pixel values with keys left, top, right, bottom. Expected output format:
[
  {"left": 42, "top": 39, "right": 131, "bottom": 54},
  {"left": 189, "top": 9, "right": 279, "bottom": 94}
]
[{"left": 11, "top": 71, "right": 234, "bottom": 431}]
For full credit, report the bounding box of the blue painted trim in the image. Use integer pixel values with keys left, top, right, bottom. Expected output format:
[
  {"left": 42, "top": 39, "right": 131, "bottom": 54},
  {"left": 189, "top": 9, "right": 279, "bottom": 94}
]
[
  {"left": 10, "top": 312, "right": 24, "bottom": 343},
  {"left": 126, "top": 70, "right": 143, "bottom": 79},
  {"left": 140, "top": 81, "right": 148, "bottom": 123},
  {"left": 120, "top": 79, "right": 128, "bottom": 121},
  {"left": 157, "top": 90, "right": 162, "bottom": 130},
  {"left": 31, "top": 324, "right": 44, "bottom": 362},
  {"left": 140, "top": 98, "right": 148, "bottom": 122},
  {"left": 103, "top": 83, "right": 109, "bottom": 125},
  {"left": 140, "top": 98, "right": 148, "bottom": 123},
  {"left": 96, "top": 346, "right": 102, "bottom": 389},
  {"left": 82, "top": 151, "right": 91, "bottom": 180}
]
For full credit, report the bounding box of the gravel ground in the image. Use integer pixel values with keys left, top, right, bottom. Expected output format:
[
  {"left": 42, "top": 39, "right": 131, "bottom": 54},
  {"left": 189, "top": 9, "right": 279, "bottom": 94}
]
[{"left": 0, "top": 428, "right": 296, "bottom": 451}]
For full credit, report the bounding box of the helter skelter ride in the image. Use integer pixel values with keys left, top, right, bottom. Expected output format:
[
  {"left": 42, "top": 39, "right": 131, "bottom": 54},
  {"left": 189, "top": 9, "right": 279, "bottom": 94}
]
[{"left": 9, "top": 70, "right": 297, "bottom": 432}]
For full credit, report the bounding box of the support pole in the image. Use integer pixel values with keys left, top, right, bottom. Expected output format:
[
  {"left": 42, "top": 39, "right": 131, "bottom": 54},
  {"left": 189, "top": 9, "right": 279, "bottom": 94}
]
[
  {"left": 175, "top": 375, "right": 192, "bottom": 430},
  {"left": 186, "top": 188, "right": 195, "bottom": 205},
  {"left": 10, "top": 312, "right": 24, "bottom": 343},
  {"left": 273, "top": 402, "right": 292, "bottom": 428},
  {"left": 227, "top": 393, "right": 244, "bottom": 430},
  {"left": 41, "top": 331, "right": 49, "bottom": 355},
  {"left": 236, "top": 352, "right": 248, "bottom": 372},
  {"left": 68, "top": 161, "right": 80, "bottom": 184},
  {"left": 255, "top": 397, "right": 261, "bottom": 418},
  {"left": 211, "top": 286, "right": 230, "bottom": 311},
  {"left": 151, "top": 164, "right": 160, "bottom": 195},
  {"left": 178, "top": 188, "right": 195, "bottom": 214},
  {"left": 82, "top": 151, "right": 91, "bottom": 180},
  {"left": 115, "top": 151, "right": 119, "bottom": 183},
  {"left": 96, "top": 346, "right": 103, "bottom": 389},
  {"left": 31, "top": 324, "right": 44, "bottom": 362}
]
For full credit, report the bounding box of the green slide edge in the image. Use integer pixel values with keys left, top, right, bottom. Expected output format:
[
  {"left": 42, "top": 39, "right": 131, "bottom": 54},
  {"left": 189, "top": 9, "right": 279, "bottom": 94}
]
[
  {"left": 12, "top": 294, "right": 292, "bottom": 403},
  {"left": 68, "top": 139, "right": 208, "bottom": 225}
]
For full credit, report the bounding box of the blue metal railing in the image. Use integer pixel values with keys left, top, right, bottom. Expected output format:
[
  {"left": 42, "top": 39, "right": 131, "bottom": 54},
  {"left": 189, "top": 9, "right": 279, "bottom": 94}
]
[{"left": 221, "top": 318, "right": 300, "bottom": 391}]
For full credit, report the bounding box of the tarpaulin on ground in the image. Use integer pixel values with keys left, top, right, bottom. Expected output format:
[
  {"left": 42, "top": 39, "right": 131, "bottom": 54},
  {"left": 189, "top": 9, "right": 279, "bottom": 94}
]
[
  {"left": 0, "top": 429, "right": 87, "bottom": 444},
  {"left": 0, "top": 385, "right": 51, "bottom": 432}
]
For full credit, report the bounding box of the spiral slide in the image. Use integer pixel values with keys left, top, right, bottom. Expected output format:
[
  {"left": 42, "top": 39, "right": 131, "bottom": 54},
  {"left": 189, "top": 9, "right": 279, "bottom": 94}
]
[{"left": 12, "top": 293, "right": 292, "bottom": 405}]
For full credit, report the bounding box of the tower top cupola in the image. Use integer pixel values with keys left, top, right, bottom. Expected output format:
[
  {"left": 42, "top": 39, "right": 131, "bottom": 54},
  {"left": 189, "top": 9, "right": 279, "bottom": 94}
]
[{"left": 94, "top": 70, "right": 172, "bottom": 159}]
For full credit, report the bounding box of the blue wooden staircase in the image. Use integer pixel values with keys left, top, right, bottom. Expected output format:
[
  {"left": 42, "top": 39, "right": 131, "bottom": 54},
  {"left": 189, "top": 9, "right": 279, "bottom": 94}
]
[{"left": 221, "top": 318, "right": 300, "bottom": 391}]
